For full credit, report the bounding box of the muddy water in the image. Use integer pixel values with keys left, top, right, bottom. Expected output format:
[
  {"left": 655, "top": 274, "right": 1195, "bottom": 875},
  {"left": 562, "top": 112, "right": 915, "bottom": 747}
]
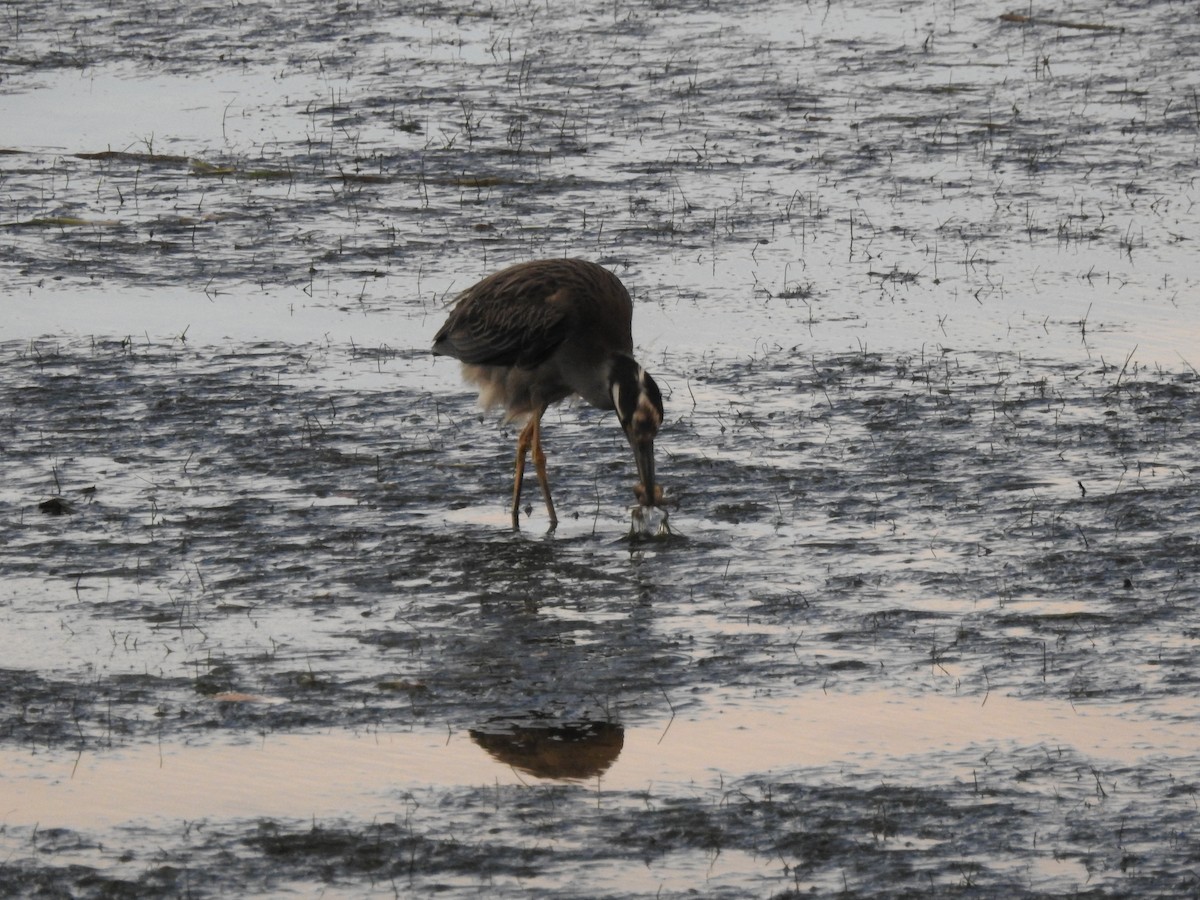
[{"left": 2, "top": 0, "right": 1200, "bottom": 897}]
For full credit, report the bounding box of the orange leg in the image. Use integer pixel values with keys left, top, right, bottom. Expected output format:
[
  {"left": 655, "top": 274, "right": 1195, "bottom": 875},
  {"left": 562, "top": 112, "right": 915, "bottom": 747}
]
[
  {"left": 510, "top": 405, "right": 556, "bottom": 530},
  {"left": 510, "top": 415, "right": 537, "bottom": 528},
  {"left": 529, "top": 407, "right": 557, "bottom": 530}
]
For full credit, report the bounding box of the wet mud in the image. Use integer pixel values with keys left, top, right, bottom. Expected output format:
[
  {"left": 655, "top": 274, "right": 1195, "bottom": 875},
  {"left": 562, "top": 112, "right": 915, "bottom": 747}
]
[
  {"left": 3, "top": 338, "right": 1198, "bottom": 897},
  {"left": 3, "top": 0, "right": 1200, "bottom": 897}
]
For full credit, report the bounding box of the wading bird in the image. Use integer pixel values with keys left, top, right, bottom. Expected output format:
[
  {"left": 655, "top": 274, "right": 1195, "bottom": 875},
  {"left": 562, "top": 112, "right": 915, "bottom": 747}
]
[{"left": 432, "top": 258, "right": 664, "bottom": 530}]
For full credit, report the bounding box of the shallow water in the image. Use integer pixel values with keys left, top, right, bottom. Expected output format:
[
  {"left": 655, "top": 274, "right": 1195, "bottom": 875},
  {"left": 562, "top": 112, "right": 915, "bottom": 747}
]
[
  {"left": 3, "top": 691, "right": 1195, "bottom": 892},
  {"left": 2, "top": 0, "right": 1200, "bottom": 897}
]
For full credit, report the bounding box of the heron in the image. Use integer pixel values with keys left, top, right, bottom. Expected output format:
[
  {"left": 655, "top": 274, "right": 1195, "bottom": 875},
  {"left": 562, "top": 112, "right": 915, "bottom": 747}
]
[{"left": 432, "top": 258, "right": 664, "bottom": 530}]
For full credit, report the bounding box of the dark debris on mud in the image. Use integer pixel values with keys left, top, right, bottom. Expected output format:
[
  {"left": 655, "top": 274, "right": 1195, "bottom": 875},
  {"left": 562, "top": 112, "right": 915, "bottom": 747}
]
[
  {"left": 4, "top": 0, "right": 1198, "bottom": 299},
  {"left": 4, "top": 0, "right": 1200, "bottom": 896},
  {"left": 3, "top": 337, "right": 1198, "bottom": 749},
  {"left": 2, "top": 334, "right": 1200, "bottom": 897}
]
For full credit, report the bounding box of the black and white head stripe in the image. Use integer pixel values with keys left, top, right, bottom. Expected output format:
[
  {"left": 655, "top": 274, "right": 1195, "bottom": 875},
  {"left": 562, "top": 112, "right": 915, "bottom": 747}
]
[{"left": 610, "top": 356, "right": 663, "bottom": 439}]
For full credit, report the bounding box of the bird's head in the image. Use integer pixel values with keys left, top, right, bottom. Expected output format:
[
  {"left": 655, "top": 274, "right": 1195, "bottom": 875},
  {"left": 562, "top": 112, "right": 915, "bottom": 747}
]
[{"left": 609, "top": 355, "right": 664, "bottom": 506}]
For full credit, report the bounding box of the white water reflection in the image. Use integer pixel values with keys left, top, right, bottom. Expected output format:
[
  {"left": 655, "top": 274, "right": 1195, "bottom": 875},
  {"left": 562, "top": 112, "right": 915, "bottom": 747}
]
[{"left": 0, "top": 65, "right": 337, "bottom": 152}]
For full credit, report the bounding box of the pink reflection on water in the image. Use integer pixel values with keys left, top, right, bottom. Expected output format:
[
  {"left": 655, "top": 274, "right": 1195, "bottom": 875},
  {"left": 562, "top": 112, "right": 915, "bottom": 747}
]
[{"left": 4, "top": 689, "right": 1196, "bottom": 833}]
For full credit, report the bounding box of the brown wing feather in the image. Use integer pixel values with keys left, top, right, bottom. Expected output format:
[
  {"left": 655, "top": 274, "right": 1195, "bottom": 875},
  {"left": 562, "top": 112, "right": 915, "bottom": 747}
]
[{"left": 433, "top": 260, "right": 615, "bottom": 368}]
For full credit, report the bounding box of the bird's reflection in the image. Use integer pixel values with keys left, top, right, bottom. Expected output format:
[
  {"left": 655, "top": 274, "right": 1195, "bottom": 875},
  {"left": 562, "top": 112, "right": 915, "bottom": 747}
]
[{"left": 470, "top": 717, "right": 624, "bottom": 780}]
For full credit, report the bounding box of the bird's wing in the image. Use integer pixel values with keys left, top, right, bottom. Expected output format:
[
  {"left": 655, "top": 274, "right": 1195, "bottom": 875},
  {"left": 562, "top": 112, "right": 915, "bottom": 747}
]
[{"left": 433, "top": 271, "right": 570, "bottom": 368}]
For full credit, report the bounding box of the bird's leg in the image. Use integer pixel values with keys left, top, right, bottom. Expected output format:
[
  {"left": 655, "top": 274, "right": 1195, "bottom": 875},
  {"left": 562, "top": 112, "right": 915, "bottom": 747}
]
[
  {"left": 530, "top": 405, "right": 558, "bottom": 530},
  {"left": 511, "top": 415, "right": 537, "bottom": 529}
]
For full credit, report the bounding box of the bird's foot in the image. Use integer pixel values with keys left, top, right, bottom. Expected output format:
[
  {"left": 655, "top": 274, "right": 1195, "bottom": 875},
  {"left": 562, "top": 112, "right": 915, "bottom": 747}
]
[{"left": 630, "top": 504, "right": 670, "bottom": 539}]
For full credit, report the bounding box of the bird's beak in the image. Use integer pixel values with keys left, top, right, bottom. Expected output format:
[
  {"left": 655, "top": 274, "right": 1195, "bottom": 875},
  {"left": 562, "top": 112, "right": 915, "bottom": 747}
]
[{"left": 631, "top": 437, "right": 658, "bottom": 507}]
